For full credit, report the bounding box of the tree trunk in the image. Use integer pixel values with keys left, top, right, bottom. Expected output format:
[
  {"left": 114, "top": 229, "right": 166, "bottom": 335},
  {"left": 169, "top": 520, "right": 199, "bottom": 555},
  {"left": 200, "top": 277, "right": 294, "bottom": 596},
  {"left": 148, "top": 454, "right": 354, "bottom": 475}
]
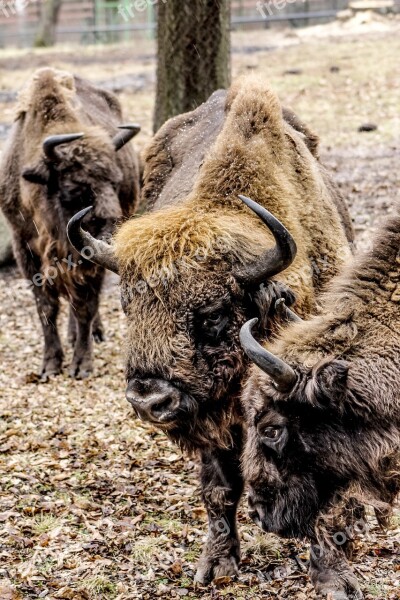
[
  {"left": 154, "top": 0, "right": 231, "bottom": 132},
  {"left": 35, "top": 0, "right": 63, "bottom": 47}
]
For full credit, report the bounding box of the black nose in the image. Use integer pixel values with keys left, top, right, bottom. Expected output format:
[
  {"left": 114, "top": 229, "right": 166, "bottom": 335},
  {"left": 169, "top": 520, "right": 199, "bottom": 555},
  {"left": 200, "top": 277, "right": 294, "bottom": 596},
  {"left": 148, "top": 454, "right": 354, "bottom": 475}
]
[{"left": 126, "top": 378, "right": 184, "bottom": 424}]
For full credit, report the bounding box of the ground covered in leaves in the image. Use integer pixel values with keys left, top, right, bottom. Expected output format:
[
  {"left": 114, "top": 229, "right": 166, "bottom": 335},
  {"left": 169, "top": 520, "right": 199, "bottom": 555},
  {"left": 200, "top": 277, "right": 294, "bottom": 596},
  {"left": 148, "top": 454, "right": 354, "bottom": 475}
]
[{"left": 0, "top": 15, "right": 399, "bottom": 600}]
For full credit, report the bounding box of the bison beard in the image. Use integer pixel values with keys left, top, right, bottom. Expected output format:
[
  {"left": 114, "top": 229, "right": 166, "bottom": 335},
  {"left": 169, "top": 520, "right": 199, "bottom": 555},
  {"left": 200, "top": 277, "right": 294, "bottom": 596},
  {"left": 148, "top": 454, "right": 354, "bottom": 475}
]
[
  {"left": 68, "top": 76, "right": 355, "bottom": 586},
  {"left": 0, "top": 68, "right": 140, "bottom": 379},
  {"left": 241, "top": 207, "right": 400, "bottom": 598}
]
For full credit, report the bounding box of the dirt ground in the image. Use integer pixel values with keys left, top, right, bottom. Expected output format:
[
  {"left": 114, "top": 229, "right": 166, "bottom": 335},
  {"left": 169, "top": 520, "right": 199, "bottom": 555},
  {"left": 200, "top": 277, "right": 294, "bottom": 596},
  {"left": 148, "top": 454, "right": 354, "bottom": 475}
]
[{"left": 0, "top": 14, "right": 399, "bottom": 600}]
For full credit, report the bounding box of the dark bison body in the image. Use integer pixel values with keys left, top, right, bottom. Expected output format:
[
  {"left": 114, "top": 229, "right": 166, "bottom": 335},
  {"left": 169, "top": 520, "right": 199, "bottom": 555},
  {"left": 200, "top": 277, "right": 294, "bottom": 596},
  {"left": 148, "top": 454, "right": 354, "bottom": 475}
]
[
  {"left": 241, "top": 206, "right": 400, "bottom": 599},
  {"left": 0, "top": 68, "right": 140, "bottom": 379},
  {"left": 68, "top": 76, "right": 354, "bottom": 583}
]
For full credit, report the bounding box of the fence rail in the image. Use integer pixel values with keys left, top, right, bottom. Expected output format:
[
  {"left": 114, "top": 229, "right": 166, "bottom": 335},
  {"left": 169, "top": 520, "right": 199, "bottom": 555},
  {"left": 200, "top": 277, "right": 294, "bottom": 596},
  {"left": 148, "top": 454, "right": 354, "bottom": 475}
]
[{"left": 0, "top": 0, "right": 397, "bottom": 47}]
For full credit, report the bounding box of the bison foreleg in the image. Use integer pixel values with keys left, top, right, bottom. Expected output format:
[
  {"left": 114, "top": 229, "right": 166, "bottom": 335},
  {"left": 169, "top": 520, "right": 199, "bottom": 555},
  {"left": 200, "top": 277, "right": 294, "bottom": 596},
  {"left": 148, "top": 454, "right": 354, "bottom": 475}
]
[
  {"left": 69, "top": 294, "right": 100, "bottom": 379},
  {"left": 35, "top": 290, "right": 64, "bottom": 380},
  {"left": 195, "top": 428, "right": 243, "bottom": 584},
  {"left": 309, "top": 541, "right": 363, "bottom": 600},
  {"left": 92, "top": 311, "right": 105, "bottom": 343},
  {"left": 68, "top": 307, "right": 104, "bottom": 345},
  {"left": 13, "top": 240, "right": 63, "bottom": 380}
]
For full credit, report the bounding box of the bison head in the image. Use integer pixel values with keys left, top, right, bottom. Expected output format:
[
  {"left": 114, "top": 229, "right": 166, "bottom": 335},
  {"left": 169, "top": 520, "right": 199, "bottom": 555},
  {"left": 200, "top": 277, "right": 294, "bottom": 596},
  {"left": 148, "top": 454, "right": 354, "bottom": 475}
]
[
  {"left": 240, "top": 317, "right": 398, "bottom": 540},
  {"left": 22, "top": 126, "right": 139, "bottom": 237},
  {"left": 67, "top": 197, "right": 297, "bottom": 448}
]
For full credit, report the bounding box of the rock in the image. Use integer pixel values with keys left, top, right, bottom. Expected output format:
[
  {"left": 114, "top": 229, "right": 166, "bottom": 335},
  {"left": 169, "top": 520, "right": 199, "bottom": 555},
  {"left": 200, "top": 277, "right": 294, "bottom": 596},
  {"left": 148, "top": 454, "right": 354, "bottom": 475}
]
[
  {"left": 283, "top": 68, "right": 303, "bottom": 76},
  {"left": 0, "top": 211, "right": 14, "bottom": 268},
  {"left": 358, "top": 122, "right": 378, "bottom": 132}
]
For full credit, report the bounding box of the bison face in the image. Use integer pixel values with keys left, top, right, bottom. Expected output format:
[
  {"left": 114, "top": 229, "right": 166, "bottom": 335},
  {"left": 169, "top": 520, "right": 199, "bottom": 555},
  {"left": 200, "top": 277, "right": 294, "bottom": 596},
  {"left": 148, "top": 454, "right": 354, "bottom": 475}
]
[
  {"left": 66, "top": 197, "right": 297, "bottom": 444},
  {"left": 241, "top": 329, "right": 367, "bottom": 540},
  {"left": 123, "top": 269, "right": 295, "bottom": 433},
  {"left": 22, "top": 126, "right": 139, "bottom": 235}
]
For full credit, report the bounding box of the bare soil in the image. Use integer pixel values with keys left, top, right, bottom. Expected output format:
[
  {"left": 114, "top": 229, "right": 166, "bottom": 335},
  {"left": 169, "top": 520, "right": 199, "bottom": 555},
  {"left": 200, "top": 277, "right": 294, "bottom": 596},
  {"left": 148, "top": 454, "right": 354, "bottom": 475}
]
[{"left": 0, "top": 16, "right": 399, "bottom": 600}]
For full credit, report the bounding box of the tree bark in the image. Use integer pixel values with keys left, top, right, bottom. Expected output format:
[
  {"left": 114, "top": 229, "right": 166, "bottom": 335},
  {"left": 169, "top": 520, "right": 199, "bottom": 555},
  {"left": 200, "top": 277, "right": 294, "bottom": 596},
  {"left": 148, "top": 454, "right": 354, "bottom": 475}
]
[
  {"left": 154, "top": 0, "right": 231, "bottom": 132},
  {"left": 35, "top": 0, "right": 63, "bottom": 47}
]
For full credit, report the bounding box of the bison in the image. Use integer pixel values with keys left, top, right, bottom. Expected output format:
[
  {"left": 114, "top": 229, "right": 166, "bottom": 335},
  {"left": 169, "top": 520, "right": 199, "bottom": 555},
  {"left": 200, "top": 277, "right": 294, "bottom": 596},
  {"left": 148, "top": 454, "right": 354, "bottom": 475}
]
[
  {"left": 0, "top": 68, "right": 140, "bottom": 380},
  {"left": 67, "top": 76, "right": 354, "bottom": 582},
  {"left": 240, "top": 206, "right": 400, "bottom": 598}
]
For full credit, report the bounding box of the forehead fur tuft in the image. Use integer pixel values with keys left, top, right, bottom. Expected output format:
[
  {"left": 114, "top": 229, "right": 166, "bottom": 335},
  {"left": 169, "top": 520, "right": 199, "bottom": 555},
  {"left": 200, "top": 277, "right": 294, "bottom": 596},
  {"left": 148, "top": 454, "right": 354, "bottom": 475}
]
[{"left": 114, "top": 204, "right": 274, "bottom": 283}]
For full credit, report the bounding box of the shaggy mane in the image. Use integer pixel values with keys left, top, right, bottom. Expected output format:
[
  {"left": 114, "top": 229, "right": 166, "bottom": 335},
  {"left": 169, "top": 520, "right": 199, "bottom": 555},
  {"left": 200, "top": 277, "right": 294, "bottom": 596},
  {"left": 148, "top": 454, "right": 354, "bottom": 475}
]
[
  {"left": 115, "top": 74, "right": 315, "bottom": 288},
  {"left": 114, "top": 204, "right": 276, "bottom": 283}
]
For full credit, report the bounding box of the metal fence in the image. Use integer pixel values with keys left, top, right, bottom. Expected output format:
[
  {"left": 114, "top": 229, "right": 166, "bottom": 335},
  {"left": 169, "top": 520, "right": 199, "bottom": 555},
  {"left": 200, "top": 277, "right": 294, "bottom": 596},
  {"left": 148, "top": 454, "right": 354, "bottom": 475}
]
[{"left": 0, "top": 0, "right": 397, "bottom": 47}]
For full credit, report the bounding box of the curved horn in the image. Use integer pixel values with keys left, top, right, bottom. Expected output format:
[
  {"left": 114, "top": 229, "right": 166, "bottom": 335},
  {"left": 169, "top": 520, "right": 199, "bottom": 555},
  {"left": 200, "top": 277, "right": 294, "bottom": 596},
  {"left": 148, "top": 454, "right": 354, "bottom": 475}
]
[
  {"left": 67, "top": 206, "right": 119, "bottom": 274},
  {"left": 240, "top": 318, "right": 297, "bottom": 392},
  {"left": 275, "top": 298, "right": 303, "bottom": 323},
  {"left": 234, "top": 195, "right": 297, "bottom": 286},
  {"left": 113, "top": 124, "right": 141, "bottom": 151},
  {"left": 43, "top": 133, "right": 84, "bottom": 161}
]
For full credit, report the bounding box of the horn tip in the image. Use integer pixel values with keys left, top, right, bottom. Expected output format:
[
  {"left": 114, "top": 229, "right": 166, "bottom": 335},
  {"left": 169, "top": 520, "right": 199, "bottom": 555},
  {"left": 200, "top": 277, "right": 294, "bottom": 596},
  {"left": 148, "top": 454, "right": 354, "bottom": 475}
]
[
  {"left": 67, "top": 205, "right": 93, "bottom": 231},
  {"left": 118, "top": 124, "right": 141, "bottom": 134}
]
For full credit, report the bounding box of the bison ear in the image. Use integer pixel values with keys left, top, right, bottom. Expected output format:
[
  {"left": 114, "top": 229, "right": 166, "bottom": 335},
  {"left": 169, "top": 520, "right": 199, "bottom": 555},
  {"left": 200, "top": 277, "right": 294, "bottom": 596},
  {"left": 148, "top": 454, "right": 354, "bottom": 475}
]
[
  {"left": 252, "top": 281, "right": 297, "bottom": 332},
  {"left": 306, "top": 359, "right": 349, "bottom": 407},
  {"left": 22, "top": 163, "right": 49, "bottom": 186}
]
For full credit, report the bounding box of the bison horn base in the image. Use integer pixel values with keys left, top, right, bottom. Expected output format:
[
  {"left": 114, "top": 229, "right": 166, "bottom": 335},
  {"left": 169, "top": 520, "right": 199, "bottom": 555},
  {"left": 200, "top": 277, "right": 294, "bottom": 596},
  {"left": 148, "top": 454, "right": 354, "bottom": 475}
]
[{"left": 43, "top": 133, "right": 84, "bottom": 161}]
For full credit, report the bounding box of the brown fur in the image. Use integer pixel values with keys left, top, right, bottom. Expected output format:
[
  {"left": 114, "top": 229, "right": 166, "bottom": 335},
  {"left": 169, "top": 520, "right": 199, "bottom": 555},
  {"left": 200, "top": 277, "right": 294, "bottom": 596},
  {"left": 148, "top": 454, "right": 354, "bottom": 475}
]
[
  {"left": 114, "top": 75, "right": 355, "bottom": 584},
  {"left": 117, "top": 75, "right": 353, "bottom": 317},
  {"left": 242, "top": 204, "right": 400, "bottom": 598},
  {"left": 0, "top": 68, "right": 140, "bottom": 379}
]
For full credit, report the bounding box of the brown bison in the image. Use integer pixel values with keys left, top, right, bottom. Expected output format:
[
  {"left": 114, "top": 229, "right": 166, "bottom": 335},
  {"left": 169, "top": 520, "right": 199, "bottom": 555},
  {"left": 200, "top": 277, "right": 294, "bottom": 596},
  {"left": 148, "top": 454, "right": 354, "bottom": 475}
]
[
  {"left": 240, "top": 205, "right": 400, "bottom": 599},
  {"left": 0, "top": 68, "right": 140, "bottom": 380},
  {"left": 68, "top": 76, "right": 354, "bottom": 582}
]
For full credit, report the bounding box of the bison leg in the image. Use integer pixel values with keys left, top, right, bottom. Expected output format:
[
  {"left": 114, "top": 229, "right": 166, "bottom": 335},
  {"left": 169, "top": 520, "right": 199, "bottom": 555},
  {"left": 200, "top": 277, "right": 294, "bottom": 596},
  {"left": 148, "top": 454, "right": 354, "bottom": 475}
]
[
  {"left": 13, "top": 239, "right": 63, "bottom": 379},
  {"left": 36, "top": 290, "right": 64, "bottom": 380},
  {"left": 69, "top": 293, "right": 100, "bottom": 379},
  {"left": 92, "top": 311, "right": 105, "bottom": 343},
  {"left": 68, "top": 307, "right": 104, "bottom": 345},
  {"left": 309, "top": 543, "right": 363, "bottom": 600},
  {"left": 194, "top": 427, "right": 243, "bottom": 584}
]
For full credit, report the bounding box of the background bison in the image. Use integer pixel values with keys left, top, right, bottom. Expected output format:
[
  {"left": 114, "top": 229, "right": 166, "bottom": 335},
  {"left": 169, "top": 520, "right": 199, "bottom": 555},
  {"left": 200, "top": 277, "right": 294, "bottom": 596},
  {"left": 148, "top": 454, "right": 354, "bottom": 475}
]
[
  {"left": 240, "top": 204, "right": 400, "bottom": 599},
  {"left": 0, "top": 68, "right": 140, "bottom": 380},
  {"left": 68, "top": 75, "right": 355, "bottom": 583}
]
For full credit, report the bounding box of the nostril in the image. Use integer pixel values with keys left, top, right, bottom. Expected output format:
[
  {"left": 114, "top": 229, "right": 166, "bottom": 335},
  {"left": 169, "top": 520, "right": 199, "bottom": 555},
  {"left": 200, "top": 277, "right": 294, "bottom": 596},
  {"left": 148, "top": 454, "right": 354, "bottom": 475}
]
[
  {"left": 127, "top": 379, "right": 148, "bottom": 395},
  {"left": 150, "top": 395, "right": 179, "bottom": 419}
]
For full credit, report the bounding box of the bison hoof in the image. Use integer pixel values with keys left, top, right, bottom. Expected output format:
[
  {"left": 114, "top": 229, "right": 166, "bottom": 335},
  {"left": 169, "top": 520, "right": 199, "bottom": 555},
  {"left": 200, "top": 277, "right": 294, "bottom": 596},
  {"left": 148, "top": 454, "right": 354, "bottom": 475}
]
[
  {"left": 194, "top": 554, "right": 239, "bottom": 585},
  {"left": 40, "top": 358, "right": 63, "bottom": 381},
  {"left": 69, "top": 363, "right": 93, "bottom": 380},
  {"left": 313, "top": 572, "right": 363, "bottom": 600}
]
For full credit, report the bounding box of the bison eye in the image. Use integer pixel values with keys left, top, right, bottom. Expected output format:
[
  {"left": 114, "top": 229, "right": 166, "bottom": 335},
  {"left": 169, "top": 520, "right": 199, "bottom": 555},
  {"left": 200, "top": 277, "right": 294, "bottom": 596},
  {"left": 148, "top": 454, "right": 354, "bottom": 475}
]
[
  {"left": 258, "top": 424, "right": 288, "bottom": 451},
  {"left": 262, "top": 426, "right": 282, "bottom": 439},
  {"left": 202, "top": 311, "right": 229, "bottom": 337}
]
